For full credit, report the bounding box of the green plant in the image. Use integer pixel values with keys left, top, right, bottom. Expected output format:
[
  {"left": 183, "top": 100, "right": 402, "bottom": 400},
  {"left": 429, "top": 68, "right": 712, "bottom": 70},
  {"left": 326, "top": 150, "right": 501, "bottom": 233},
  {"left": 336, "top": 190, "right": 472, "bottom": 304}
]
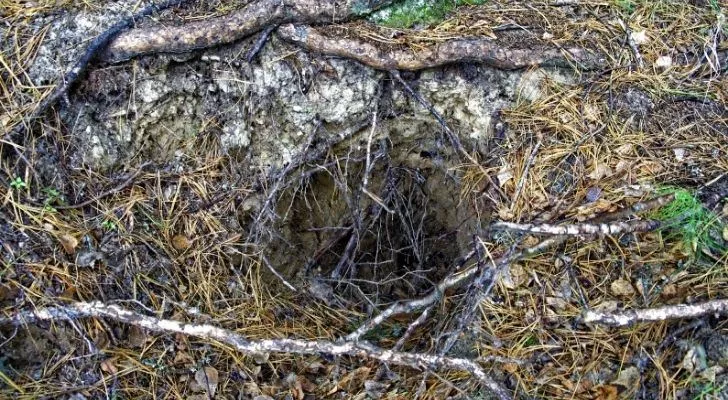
[
  {"left": 41, "top": 187, "right": 62, "bottom": 212},
  {"left": 101, "top": 219, "right": 117, "bottom": 231},
  {"left": 9, "top": 177, "right": 26, "bottom": 190},
  {"left": 614, "top": 0, "right": 635, "bottom": 14},
  {"left": 691, "top": 379, "right": 728, "bottom": 400},
  {"left": 651, "top": 187, "right": 726, "bottom": 259},
  {"left": 371, "top": 0, "right": 487, "bottom": 29}
]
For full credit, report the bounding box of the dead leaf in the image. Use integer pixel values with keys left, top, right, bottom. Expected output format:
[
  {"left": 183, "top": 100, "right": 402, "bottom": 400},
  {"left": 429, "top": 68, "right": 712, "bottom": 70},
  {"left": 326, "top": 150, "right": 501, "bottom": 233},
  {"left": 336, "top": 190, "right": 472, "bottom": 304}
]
[
  {"left": 610, "top": 278, "right": 635, "bottom": 297},
  {"left": 100, "top": 358, "right": 118, "bottom": 374},
  {"left": 252, "top": 352, "right": 269, "bottom": 364},
  {"left": 681, "top": 345, "right": 707, "bottom": 373},
  {"left": 364, "top": 380, "right": 389, "bottom": 399},
  {"left": 630, "top": 30, "right": 648, "bottom": 45},
  {"left": 700, "top": 365, "right": 724, "bottom": 382},
  {"left": 285, "top": 373, "right": 304, "bottom": 400},
  {"left": 638, "top": 161, "right": 664, "bottom": 176},
  {"left": 58, "top": 233, "right": 79, "bottom": 254},
  {"left": 338, "top": 366, "right": 371, "bottom": 392},
  {"left": 502, "top": 263, "right": 527, "bottom": 289},
  {"left": 615, "top": 143, "right": 634, "bottom": 156},
  {"left": 656, "top": 55, "right": 672, "bottom": 69},
  {"left": 93, "top": 329, "right": 110, "bottom": 349},
  {"left": 173, "top": 351, "right": 194, "bottom": 366},
  {"left": 297, "top": 374, "right": 317, "bottom": 393},
  {"left": 661, "top": 284, "right": 677, "bottom": 299},
  {"left": 127, "top": 325, "right": 147, "bottom": 348},
  {"left": 503, "top": 363, "right": 519, "bottom": 374},
  {"left": 589, "top": 163, "right": 613, "bottom": 181},
  {"left": 546, "top": 296, "right": 568, "bottom": 311},
  {"left": 498, "top": 208, "right": 515, "bottom": 220},
  {"left": 191, "top": 367, "right": 219, "bottom": 397},
  {"left": 172, "top": 234, "right": 192, "bottom": 251},
  {"left": 497, "top": 167, "right": 513, "bottom": 187},
  {"left": 593, "top": 384, "right": 619, "bottom": 400},
  {"left": 592, "top": 301, "right": 620, "bottom": 313},
  {"left": 612, "top": 366, "right": 640, "bottom": 391},
  {"left": 615, "top": 159, "right": 632, "bottom": 173}
]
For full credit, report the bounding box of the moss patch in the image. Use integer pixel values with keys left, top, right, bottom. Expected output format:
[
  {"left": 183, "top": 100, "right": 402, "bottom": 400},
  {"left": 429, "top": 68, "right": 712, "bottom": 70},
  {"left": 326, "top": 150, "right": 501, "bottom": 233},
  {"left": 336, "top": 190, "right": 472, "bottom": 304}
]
[{"left": 371, "top": 0, "right": 487, "bottom": 28}]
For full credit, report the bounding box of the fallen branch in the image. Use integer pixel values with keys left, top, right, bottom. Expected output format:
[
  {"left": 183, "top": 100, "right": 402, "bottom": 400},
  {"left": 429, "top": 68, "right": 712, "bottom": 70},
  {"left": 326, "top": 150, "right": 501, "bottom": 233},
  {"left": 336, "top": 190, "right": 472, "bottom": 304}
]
[
  {"left": 583, "top": 299, "right": 728, "bottom": 326},
  {"left": 0, "top": 301, "right": 511, "bottom": 399},
  {"left": 277, "top": 24, "right": 601, "bottom": 71},
  {"left": 490, "top": 219, "right": 661, "bottom": 237}
]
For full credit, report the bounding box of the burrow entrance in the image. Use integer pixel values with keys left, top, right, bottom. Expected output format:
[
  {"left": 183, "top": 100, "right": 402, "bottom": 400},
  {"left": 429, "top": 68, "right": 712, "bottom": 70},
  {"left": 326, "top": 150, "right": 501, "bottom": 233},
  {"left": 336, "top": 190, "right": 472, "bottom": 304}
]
[{"left": 263, "top": 118, "right": 487, "bottom": 309}]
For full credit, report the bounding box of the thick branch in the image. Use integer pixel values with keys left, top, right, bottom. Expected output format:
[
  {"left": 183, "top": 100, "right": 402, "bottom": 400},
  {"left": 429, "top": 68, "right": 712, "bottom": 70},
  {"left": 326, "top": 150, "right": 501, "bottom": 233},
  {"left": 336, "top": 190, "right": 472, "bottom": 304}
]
[
  {"left": 103, "top": 0, "right": 396, "bottom": 63},
  {"left": 277, "top": 24, "right": 602, "bottom": 71},
  {"left": 583, "top": 299, "right": 728, "bottom": 326},
  {"left": 0, "top": 301, "right": 510, "bottom": 399}
]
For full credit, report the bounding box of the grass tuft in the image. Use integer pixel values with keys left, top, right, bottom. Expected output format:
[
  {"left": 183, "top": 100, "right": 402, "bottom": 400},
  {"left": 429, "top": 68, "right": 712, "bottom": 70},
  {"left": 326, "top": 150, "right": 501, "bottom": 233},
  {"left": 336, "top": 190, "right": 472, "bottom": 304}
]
[{"left": 652, "top": 187, "right": 726, "bottom": 259}]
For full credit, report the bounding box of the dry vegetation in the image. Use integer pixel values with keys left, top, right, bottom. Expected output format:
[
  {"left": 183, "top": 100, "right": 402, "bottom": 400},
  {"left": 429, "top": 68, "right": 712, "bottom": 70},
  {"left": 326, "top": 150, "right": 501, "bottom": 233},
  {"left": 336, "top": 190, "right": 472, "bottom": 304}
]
[{"left": 1, "top": 0, "right": 727, "bottom": 399}]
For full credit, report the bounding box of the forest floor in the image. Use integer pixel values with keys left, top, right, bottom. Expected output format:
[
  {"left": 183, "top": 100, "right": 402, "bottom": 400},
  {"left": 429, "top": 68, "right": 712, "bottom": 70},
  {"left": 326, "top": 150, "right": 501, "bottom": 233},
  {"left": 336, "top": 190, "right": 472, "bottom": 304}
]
[{"left": 1, "top": 0, "right": 727, "bottom": 399}]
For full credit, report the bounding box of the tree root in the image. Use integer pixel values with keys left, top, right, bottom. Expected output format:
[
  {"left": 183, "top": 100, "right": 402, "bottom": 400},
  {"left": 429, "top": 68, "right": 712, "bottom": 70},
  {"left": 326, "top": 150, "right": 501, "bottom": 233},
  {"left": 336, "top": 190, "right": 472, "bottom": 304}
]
[
  {"left": 277, "top": 24, "right": 603, "bottom": 71},
  {"left": 102, "top": 0, "right": 397, "bottom": 63}
]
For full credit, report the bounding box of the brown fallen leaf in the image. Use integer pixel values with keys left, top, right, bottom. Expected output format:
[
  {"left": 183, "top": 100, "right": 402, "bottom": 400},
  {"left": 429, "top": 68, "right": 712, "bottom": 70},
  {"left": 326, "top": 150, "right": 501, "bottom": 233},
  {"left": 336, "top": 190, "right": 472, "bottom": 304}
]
[
  {"left": 593, "top": 384, "right": 619, "bottom": 400},
  {"left": 127, "top": 325, "right": 147, "bottom": 348},
  {"left": 191, "top": 366, "right": 219, "bottom": 397},
  {"left": 100, "top": 358, "right": 118, "bottom": 374},
  {"left": 58, "top": 233, "right": 79, "bottom": 254},
  {"left": 338, "top": 366, "right": 371, "bottom": 392},
  {"left": 172, "top": 234, "right": 192, "bottom": 251},
  {"left": 610, "top": 278, "right": 635, "bottom": 297}
]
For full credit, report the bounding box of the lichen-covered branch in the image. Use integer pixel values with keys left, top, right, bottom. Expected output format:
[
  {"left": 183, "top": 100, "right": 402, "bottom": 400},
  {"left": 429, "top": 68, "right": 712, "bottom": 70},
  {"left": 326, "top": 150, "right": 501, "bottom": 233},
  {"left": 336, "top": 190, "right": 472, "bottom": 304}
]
[
  {"left": 0, "top": 301, "right": 510, "bottom": 399},
  {"left": 491, "top": 219, "right": 661, "bottom": 236},
  {"left": 583, "top": 299, "right": 728, "bottom": 326}
]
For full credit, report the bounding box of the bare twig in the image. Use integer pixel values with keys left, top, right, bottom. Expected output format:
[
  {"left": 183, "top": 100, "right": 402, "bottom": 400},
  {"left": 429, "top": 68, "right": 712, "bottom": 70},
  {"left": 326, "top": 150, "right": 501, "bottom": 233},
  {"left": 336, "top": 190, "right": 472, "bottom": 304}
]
[
  {"left": 347, "top": 235, "right": 566, "bottom": 342},
  {"left": 623, "top": 21, "right": 645, "bottom": 69},
  {"left": 583, "top": 299, "right": 728, "bottom": 326},
  {"left": 437, "top": 238, "right": 512, "bottom": 356},
  {"left": 0, "top": 301, "right": 511, "bottom": 399},
  {"left": 394, "top": 304, "right": 435, "bottom": 351},
  {"left": 260, "top": 254, "right": 297, "bottom": 292},
  {"left": 246, "top": 24, "right": 278, "bottom": 63}
]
